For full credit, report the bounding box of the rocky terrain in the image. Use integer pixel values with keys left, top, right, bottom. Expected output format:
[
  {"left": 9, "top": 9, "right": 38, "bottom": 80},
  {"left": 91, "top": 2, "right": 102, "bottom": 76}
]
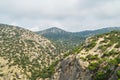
[
  {"left": 0, "top": 24, "right": 120, "bottom": 80},
  {"left": 52, "top": 31, "right": 120, "bottom": 80},
  {"left": 0, "top": 24, "right": 58, "bottom": 80}
]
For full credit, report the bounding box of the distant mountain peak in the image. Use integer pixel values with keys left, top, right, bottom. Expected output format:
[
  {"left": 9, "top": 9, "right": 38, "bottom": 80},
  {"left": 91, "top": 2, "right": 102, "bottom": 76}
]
[
  {"left": 37, "top": 27, "right": 68, "bottom": 34},
  {"left": 49, "top": 27, "right": 60, "bottom": 29},
  {"left": 47, "top": 27, "right": 66, "bottom": 32}
]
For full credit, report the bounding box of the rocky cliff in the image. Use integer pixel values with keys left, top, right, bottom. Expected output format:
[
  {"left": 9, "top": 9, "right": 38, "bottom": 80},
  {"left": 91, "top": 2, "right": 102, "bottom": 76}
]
[{"left": 53, "top": 31, "right": 120, "bottom": 80}]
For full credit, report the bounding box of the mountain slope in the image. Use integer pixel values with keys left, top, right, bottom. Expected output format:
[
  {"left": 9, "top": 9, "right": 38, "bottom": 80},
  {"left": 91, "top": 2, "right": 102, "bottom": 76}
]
[
  {"left": 75, "top": 27, "right": 120, "bottom": 36},
  {"left": 38, "top": 27, "right": 67, "bottom": 35},
  {"left": 0, "top": 24, "right": 57, "bottom": 80},
  {"left": 53, "top": 31, "right": 120, "bottom": 80},
  {"left": 36, "top": 27, "right": 85, "bottom": 52},
  {"left": 36, "top": 27, "right": 120, "bottom": 52}
]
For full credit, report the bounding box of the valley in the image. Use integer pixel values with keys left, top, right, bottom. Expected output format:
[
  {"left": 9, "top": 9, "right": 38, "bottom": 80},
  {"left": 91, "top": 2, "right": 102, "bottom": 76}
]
[
  {"left": 36, "top": 27, "right": 120, "bottom": 53},
  {"left": 0, "top": 24, "right": 120, "bottom": 80}
]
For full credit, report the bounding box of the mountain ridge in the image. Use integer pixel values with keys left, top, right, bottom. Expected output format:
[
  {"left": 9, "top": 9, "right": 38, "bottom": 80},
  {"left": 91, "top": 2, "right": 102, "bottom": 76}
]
[
  {"left": 36, "top": 27, "right": 120, "bottom": 52},
  {"left": 37, "top": 27, "right": 68, "bottom": 34},
  {"left": 37, "top": 26, "right": 120, "bottom": 34},
  {"left": 0, "top": 23, "right": 120, "bottom": 80}
]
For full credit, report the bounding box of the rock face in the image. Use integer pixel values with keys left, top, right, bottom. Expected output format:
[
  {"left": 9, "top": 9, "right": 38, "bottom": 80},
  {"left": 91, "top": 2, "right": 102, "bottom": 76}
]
[
  {"left": 0, "top": 24, "right": 57, "bottom": 80},
  {"left": 53, "top": 55, "right": 91, "bottom": 80},
  {"left": 53, "top": 31, "right": 120, "bottom": 80}
]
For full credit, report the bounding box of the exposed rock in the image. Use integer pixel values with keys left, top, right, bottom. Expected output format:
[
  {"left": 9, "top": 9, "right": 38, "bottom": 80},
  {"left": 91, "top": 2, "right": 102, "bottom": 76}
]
[{"left": 53, "top": 31, "right": 120, "bottom": 80}]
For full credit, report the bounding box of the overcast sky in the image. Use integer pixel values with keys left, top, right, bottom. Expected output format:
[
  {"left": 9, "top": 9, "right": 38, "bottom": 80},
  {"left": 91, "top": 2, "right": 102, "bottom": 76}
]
[{"left": 0, "top": 0, "right": 120, "bottom": 32}]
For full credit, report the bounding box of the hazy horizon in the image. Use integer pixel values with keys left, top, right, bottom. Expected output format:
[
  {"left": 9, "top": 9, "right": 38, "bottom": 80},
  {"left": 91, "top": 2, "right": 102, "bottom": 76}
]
[{"left": 0, "top": 0, "right": 120, "bottom": 32}]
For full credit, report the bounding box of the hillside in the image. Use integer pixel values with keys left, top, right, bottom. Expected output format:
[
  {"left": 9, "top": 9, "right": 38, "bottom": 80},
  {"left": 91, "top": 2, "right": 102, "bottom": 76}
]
[
  {"left": 36, "top": 27, "right": 85, "bottom": 52},
  {"left": 0, "top": 24, "right": 120, "bottom": 80},
  {"left": 75, "top": 27, "right": 120, "bottom": 37},
  {"left": 52, "top": 31, "right": 120, "bottom": 80},
  {"left": 36, "top": 27, "right": 120, "bottom": 52},
  {"left": 0, "top": 24, "right": 58, "bottom": 80}
]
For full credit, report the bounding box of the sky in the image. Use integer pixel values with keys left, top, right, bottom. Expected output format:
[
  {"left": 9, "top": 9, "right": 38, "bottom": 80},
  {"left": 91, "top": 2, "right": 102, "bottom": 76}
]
[{"left": 0, "top": 0, "right": 120, "bottom": 32}]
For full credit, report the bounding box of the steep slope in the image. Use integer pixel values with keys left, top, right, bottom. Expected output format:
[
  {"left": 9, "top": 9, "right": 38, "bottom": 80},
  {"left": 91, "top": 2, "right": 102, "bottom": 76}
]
[
  {"left": 36, "top": 27, "right": 85, "bottom": 52},
  {"left": 53, "top": 31, "right": 120, "bottom": 80},
  {"left": 36, "top": 27, "right": 120, "bottom": 52},
  {"left": 0, "top": 24, "right": 57, "bottom": 80}
]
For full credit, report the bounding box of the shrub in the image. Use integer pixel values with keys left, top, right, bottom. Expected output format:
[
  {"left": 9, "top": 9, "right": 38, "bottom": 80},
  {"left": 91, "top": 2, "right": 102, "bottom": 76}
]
[
  {"left": 94, "top": 71, "right": 106, "bottom": 80},
  {"left": 39, "top": 60, "right": 59, "bottom": 78},
  {"left": 117, "top": 70, "right": 120, "bottom": 78},
  {"left": 88, "top": 62, "right": 99, "bottom": 71},
  {"left": 108, "top": 59, "right": 118, "bottom": 65},
  {"left": 86, "top": 41, "right": 96, "bottom": 50},
  {"left": 86, "top": 54, "right": 98, "bottom": 60},
  {"left": 102, "top": 50, "right": 118, "bottom": 57},
  {"left": 115, "top": 42, "right": 120, "bottom": 48},
  {"left": 98, "top": 45, "right": 107, "bottom": 52}
]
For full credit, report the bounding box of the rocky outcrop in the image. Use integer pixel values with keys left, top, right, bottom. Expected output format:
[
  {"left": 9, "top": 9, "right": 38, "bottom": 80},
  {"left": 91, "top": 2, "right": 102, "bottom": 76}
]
[
  {"left": 53, "top": 31, "right": 120, "bottom": 80},
  {"left": 53, "top": 55, "right": 92, "bottom": 80}
]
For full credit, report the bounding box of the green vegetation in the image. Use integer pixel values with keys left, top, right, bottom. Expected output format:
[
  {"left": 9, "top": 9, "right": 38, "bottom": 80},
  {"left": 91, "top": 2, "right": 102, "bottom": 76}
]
[
  {"left": 115, "top": 42, "right": 120, "bottom": 48},
  {"left": 103, "top": 50, "right": 119, "bottom": 57},
  {"left": 98, "top": 45, "right": 108, "bottom": 52},
  {"left": 108, "top": 59, "right": 118, "bottom": 65},
  {"left": 86, "top": 54, "right": 98, "bottom": 60},
  {"left": 80, "top": 57, "right": 86, "bottom": 61},
  {"left": 88, "top": 62, "right": 99, "bottom": 71},
  {"left": 86, "top": 41, "right": 96, "bottom": 50},
  {"left": 36, "top": 27, "right": 120, "bottom": 53},
  {"left": 94, "top": 71, "right": 107, "bottom": 80},
  {"left": 0, "top": 24, "right": 58, "bottom": 80},
  {"left": 86, "top": 31, "right": 120, "bottom": 80},
  {"left": 0, "top": 24, "right": 120, "bottom": 80},
  {"left": 36, "top": 27, "right": 87, "bottom": 53},
  {"left": 39, "top": 60, "right": 59, "bottom": 79},
  {"left": 117, "top": 70, "right": 120, "bottom": 78},
  {"left": 63, "top": 44, "right": 83, "bottom": 58}
]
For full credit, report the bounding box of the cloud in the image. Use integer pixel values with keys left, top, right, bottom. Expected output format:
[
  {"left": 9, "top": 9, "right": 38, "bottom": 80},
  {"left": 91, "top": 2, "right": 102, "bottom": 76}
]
[{"left": 0, "top": 0, "right": 120, "bottom": 32}]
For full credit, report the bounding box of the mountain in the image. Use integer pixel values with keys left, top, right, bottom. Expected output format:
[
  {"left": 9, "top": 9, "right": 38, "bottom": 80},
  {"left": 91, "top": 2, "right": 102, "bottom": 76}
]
[
  {"left": 75, "top": 27, "right": 120, "bottom": 36},
  {"left": 0, "top": 24, "right": 58, "bottom": 80},
  {"left": 1, "top": 24, "right": 120, "bottom": 80},
  {"left": 36, "top": 27, "right": 74, "bottom": 43},
  {"left": 36, "top": 27, "right": 85, "bottom": 52},
  {"left": 52, "top": 31, "right": 120, "bottom": 80},
  {"left": 36, "top": 27, "right": 120, "bottom": 52},
  {"left": 38, "top": 27, "right": 67, "bottom": 34}
]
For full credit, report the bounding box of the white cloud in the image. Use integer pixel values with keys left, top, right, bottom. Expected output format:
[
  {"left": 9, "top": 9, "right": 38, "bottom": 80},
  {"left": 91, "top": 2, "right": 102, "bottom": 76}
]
[{"left": 0, "top": 0, "right": 120, "bottom": 32}]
